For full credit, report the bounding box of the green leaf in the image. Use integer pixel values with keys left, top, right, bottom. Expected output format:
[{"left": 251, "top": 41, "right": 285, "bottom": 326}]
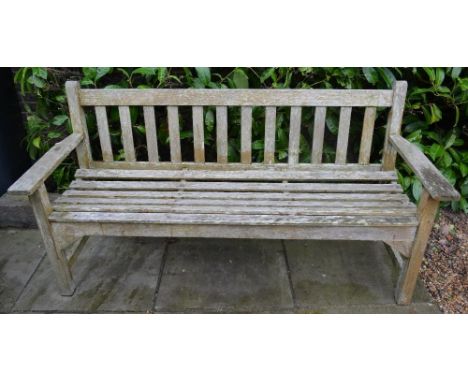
[
  {"left": 131, "top": 67, "right": 156, "bottom": 77},
  {"left": 195, "top": 67, "right": 211, "bottom": 85},
  {"left": 157, "top": 67, "right": 168, "bottom": 84},
  {"left": 451, "top": 67, "right": 462, "bottom": 79},
  {"left": 52, "top": 115, "right": 69, "bottom": 126},
  {"left": 423, "top": 67, "right": 435, "bottom": 82},
  {"left": 459, "top": 162, "right": 468, "bottom": 177},
  {"left": 427, "top": 144, "right": 444, "bottom": 161},
  {"left": 27, "top": 76, "right": 45, "bottom": 88},
  {"left": 96, "top": 67, "right": 111, "bottom": 82},
  {"left": 444, "top": 133, "right": 457, "bottom": 149},
  {"left": 362, "top": 67, "right": 378, "bottom": 85},
  {"left": 232, "top": 68, "right": 249, "bottom": 89},
  {"left": 32, "top": 67, "right": 48, "bottom": 79},
  {"left": 260, "top": 68, "right": 276, "bottom": 83},
  {"left": 434, "top": 68, "right": 445, "bottom": 86},
  {"left": 412, "top": 179, "right": 422, "bottom": 201},
  {"left": 82, "top": 67, "right": 97, "bottom": 81},
  {"left": 179, "top": 130, "right": 193, "bottom": 140},
  {"left": 442, "top": 169, "right": 457, "bottom": 185},
  {"left": 423, "top": 104, "right": 442, "bottom": 124},
  {"left": 80, "top": 79, "right": 94, "bottom": 86},
  {"left": 442, "top": 151, "right": 452, "bottom": 167},
  {"left": 377, "top": 68, "right": 396, "bottom": 88},
  {"left": 32, "top": 136, "right": 41, "bottom": 149},
  {"left": 205, "top": 109, "right": 215, "bottom": 132},
  {"left": 252, "top": 140, "right": 264, "bottom": 150},
  {"left": 48, "top": 131, "right": 62, "bottom": 139},
  {"left": 457, "top": 78, "right": 468, "bottom": 91}
]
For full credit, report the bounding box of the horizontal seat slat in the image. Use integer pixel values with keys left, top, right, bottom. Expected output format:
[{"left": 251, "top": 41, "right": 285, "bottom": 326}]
[
  {"left": 69, "top": 179, "right": 403, "bottom": 193},
  {"left": 75, "top": 169, "right": 397, "bottom": 182},
  {"left": 79, "top": 89, "right": 394, "bottom": 107},
  {"left": 49, "top": 211, "right": 418, "bottom": 227},
  {"left": 52, "top": 203, "right": 417, "bottom": 217},
  {"left": 63, "top": 189, "right": 409, "bottom": 202},
  {"left": 55, "top": 196, "right": 412, "bottom": 209}
]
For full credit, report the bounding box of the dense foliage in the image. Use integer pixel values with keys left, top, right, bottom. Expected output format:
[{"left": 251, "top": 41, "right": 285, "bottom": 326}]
[{"left": 13, "top": 67, "right": 468, "bottom": 211}]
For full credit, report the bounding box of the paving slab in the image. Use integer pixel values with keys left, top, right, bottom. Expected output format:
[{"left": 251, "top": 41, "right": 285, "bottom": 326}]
[
  {"left": 284, "top": 240, "right": 439, "bottom": 313},
  {"left": 14, "top": 236, "right": 166, "bottom": 313},
  {"left": 155, "top": 238, "right": 294, "bottom": 313},
  {"left": 0, "top": 229, "right": 45, "bottom": 312}
]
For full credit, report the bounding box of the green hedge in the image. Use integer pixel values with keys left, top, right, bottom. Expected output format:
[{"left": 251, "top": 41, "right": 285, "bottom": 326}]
[{"left": 14, "top": 67, "right": 468, "bottom": 212}]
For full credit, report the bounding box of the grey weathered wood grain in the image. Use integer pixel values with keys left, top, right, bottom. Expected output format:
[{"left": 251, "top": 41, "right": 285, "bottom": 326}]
[
  {"left": 192, "top": 106, "right": 205, "bottom": 162},
  {"left": 69, "top": 179, "right": 404, "bottom": 194},
  {"left": 65, "top": 81, "right": 92, "bottom": 167},
  {"left": 382, "top": 81, "right": 407, "bottom": 170},
  {"left": 88, "top": 161, "right": 383, "bottom": 171},
  {"left": 216, "top": 106, "right": 228, "bottom": 163},
  {"left": 264, "top": 107, "right": 277, "bottom": 164},
  {"left": 79, "top": 88, "right": 394, "bottom": 107},
  {"left": 167, "top": 106, "right": 182, "bottom": 163},
  {"left": 143, "top": 106, "right": 159, "bottom": 162},
  {"left": 311, "top": 107, "right": 326, "bottom": 164},
  {"left": 95, "top": 106, "right": 113, "bottom": 162},
  {"left": 8, "top": 133, "right": 83, "bottom": 195},
  {"left": 75, "top": 168, "right": 397, "bottom": 182},
  {"left": 29, "top": 184, "right": 75, "bottom": 295},
  {"left": 118, "top": 106, "right": 136, "bottom": 162},
  {"left": 53, "top": 203, "right": 417, "bottom": 217},
  {"left": 396, "top": 190, "right": 439, "bottom": 304},
  {"left": 53, "top": 221, "right": 417, "bottom": 242},
  {"left": 390, "top": 135, "right": 460, "bottom": 201},
  {"left": 358, "top": 107, "right": 377, "bottom": 165},
  {"left": 241, "top": 106, "right": 252, "bottom": 164},
  {"left": 288, "top": 107, "right": 302, "bottom": 165},
  {"left": 335, "top": 107, "right": 352, "bottom": 164},
  {"left": 49, "top": 211, "right": 418, "bottom": 227}
]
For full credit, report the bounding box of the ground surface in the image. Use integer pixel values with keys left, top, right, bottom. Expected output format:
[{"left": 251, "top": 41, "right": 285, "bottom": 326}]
[
  {"left": 420, "top": 209, "right": 468, "bottom": 314},
  {"left": 0, "top": 229, "right": 438, "bottom": 313}
]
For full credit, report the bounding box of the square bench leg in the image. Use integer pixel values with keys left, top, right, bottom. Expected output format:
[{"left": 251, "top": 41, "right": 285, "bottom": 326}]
[
  {"left": 30, "top": 185, "right": 76, "bottom": 296},
  {"left": 396, "top": 190, "right": 439, "bottom": 305}
]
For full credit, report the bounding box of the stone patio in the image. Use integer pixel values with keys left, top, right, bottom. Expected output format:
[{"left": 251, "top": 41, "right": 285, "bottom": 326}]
[{"left": 0, "top": 228, "right": 439, "bottom": 313}]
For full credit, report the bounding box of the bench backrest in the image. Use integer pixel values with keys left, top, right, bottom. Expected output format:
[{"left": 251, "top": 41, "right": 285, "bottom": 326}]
[{"left": 65, "top": 81, "right": 407, "bottom": 171}]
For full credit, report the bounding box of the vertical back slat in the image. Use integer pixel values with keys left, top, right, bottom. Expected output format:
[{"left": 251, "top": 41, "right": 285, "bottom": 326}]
[
  {"left": 167, "top": 106, "right": 182, "bottom": 163},
  {"left": 311, "top": 107, "right": 326, "bottom": 164},
  {"left": 264, "top": 106, "right": 276, "bottom": 164},
  {"left": 288, "top": 107, "right": 302, "bottom": 165},
  {"left": 358, "top": 107, "right": 377, "bottom": 165},
  {"left": 240, "top": 106, "right": 252, "bottom": 164},
  {"left": 335, "top": 107, "right": 352, "bottom": 164},
  {"left": 216, "top": 106, "right": 228, "bottom": 163},
  {"left": 382, "top": 81, "right": 408, "bottom": 170},
  {"left": 143, "top": 106, "right": 159, "bottom": 162},
  {"left": 192, "top": 106, "right": 205, "bottom": 163},
  {"left": 118, "top": 106, "right": 136, "bottom": 162},
  {"left": 95, "top": 106, "right": 113, "bottom": 162}
]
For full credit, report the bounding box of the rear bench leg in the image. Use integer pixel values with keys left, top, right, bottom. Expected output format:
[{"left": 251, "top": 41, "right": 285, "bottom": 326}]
[
  {"left": 396, "top": 190, "right": 439, "bottom": 305},
  {"left": 29, "top": 184, "right": 76, "bottom": 296}
]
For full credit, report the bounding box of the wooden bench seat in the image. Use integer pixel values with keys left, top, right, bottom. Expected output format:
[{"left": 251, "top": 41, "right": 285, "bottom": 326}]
[
  {"left": 8, "top": 80, "right": 460, "bottom": 305},
  {"left": 51, "top": 173, "right": 418, "bottom": 228}
]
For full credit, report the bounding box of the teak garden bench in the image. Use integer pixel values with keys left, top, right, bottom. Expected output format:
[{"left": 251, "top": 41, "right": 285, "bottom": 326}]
[{"left": 9, "top": 81, "right": 460, "bottom": 305}]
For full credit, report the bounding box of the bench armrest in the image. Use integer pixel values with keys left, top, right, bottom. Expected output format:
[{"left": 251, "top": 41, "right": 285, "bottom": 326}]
[
  {"left": 390, "top": 135, "right": 460, "bottom": 201},
  {"left": 8, "top": 133, "right": 84, "bottom": 196}
]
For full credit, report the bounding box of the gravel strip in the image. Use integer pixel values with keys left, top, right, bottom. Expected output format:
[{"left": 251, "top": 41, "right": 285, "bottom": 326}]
[{"left": 420, "top": 209, "right": 468, "bottom": 314}]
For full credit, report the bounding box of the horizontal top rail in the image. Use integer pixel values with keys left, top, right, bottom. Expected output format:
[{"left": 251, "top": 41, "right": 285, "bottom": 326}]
[{"left": 78, "top": 87, "right": 394, "bottom": 107}]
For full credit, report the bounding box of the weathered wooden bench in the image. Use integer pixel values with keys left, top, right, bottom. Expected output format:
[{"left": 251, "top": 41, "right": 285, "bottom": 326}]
[{"left": 9, "top": 81, "right": 460, "bottom": 305}]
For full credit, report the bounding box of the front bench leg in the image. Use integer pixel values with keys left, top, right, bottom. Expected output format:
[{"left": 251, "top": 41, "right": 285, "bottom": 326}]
[
  {"left": 29, "top": 184, "right": 76, "bottom": 296},
  {"left": 396, "top": 189, "right": 439, "bottom": 305}
]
